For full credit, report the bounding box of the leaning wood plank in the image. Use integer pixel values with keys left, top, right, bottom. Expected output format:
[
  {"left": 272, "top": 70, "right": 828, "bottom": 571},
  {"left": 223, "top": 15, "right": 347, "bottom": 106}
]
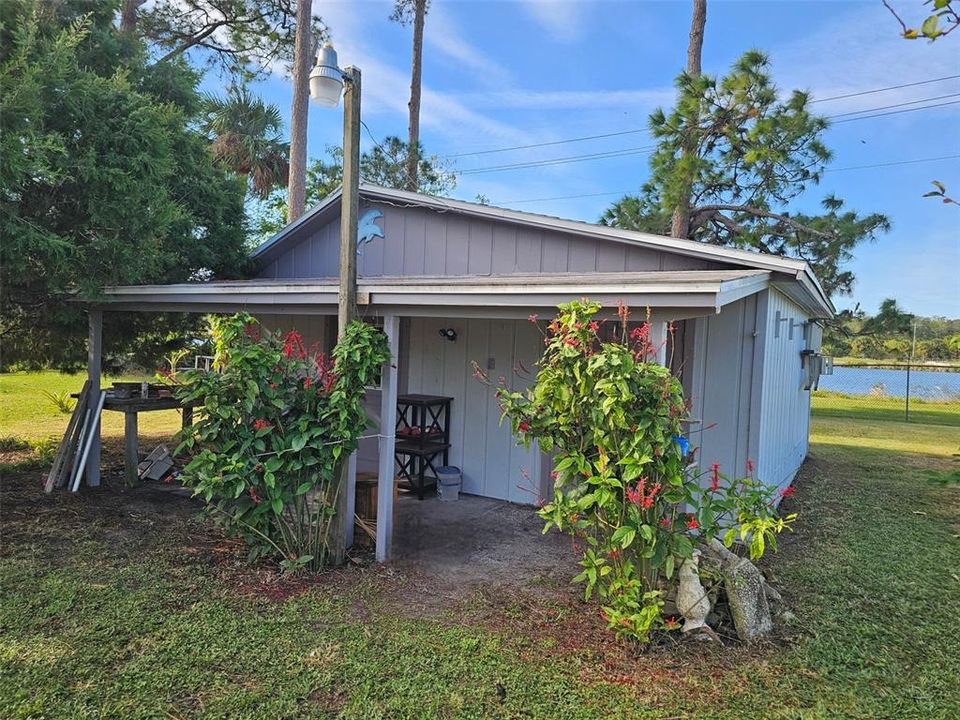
[
  {"left": 44, "top": 381, "right": 90, "bottom": 493},
  {"left": 71, "top": 391, "right": 106, "bottom": 493},
  {"left": 55, "top": 383, "right": 92, "bottom": 490}
]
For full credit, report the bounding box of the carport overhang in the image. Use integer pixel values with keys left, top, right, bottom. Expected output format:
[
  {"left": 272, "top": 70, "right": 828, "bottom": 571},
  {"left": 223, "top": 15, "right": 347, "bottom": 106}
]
[
  {"left": 89, "top": 268, "right": 772, "bottom": 319},
  {"left": 78, "top": 267, "right": 773, "bottom": 562}
]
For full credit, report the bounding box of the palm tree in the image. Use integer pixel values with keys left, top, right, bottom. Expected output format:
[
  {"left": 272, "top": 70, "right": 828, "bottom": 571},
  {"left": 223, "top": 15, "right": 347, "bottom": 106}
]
[{"left": 200, "top": 87, "right": 289, "bottom": 198}]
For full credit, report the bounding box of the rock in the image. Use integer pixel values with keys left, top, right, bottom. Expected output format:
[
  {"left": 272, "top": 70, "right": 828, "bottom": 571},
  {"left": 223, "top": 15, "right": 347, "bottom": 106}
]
[
  {"left": 704, "top": 539, "right": 774, "bottom": 642},
  {"left": 676, "top": 550, "right": 711, "bottom": 634}
]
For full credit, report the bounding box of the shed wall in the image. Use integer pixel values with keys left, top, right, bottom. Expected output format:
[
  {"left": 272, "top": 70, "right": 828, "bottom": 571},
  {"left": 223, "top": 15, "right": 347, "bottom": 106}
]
[
  {"left": 257, "top": 203, "right": 727, "bottom": 280},
  {"left": 688, "top": 297, "right": 760, "bottom": 483},
  {"left": 756, "top": 289, "right": 817, "bottom": 490},
  {"left": 404, "top": 317, "right": 545, "bottom": 504}
]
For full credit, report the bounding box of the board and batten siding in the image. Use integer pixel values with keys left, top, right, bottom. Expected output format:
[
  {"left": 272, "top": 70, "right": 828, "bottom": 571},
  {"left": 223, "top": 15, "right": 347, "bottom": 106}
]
[
  {"left": 257, "top": 203, "right": 726, "bottom": 280},
  {"left": 756, "top": 289, "right": 818, "bottom": 490},
  {"left": 688, "top": 296, "right": 761, "bottom": 485},
  {"left": 402, "top": 317, "right": 546, "bottom": 505}
]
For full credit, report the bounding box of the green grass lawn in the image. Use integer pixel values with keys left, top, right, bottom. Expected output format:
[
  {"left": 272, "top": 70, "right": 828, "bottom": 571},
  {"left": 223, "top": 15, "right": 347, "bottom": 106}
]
[
  {"left": 0, "top": 371, "right": 183, "bottom": 442},
  {"left": 2, "top": 384, "right": 959, "bottom": 718},
  {"left": 812, "top": 390, "right": 959, "bottom": 427}
]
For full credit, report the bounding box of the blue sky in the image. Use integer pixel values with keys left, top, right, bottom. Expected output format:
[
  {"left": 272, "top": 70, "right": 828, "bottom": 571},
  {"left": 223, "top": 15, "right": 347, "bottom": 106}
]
[{"left": 211, "top": 0, "right": 959, "bottom": 317}]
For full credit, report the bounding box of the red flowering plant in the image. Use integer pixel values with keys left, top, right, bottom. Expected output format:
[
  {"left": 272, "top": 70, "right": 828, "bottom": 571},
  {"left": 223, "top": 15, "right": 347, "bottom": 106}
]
[
  {"left": 172, "top": 313, "right": 389, "bottom": 572},
  {"left": 496, "top": 300, "right": 795, "bottom": 643}
]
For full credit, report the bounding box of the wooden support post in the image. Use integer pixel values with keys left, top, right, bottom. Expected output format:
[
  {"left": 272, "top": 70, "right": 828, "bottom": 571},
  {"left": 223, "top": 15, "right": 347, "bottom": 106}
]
[
  {"left": 124, "top": 412, "right": 139, "bottom": 486},
  {"left": 86, "top": 309, "right": 102, "bottom": 487},
  {"left": 376, "top": 314, "right": 400, "bottom": 563},
  {"left": 650, "top": 321, "right": 668, "bottom": 366}
]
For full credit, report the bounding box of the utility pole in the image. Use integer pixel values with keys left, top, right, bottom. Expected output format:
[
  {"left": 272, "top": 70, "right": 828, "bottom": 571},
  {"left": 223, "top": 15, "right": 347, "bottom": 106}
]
[
  {"left": 337, "top": 67, "right": 361, "bottom": 340},
  {"left": 287, "top": 0, "right": 313, "bottom": 223},
  {"left": 331, "top": 66, "right": 361, "bottom": 567}
]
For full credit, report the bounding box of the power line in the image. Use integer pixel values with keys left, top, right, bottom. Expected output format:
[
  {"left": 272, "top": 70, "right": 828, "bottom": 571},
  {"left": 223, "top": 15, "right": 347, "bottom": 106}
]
[
  {"left": 830, "top": 99, "right": 960, "bottom": 123},
  {"left": 458, "top": 145, "right": 655, "bottom": 176},
  {"left": 828, "top": 92, "right": 960, "bottom": 118},
  {"left": 822, "top": 153, "right": 960, "bottom": 172},
  {"left": 493, "top": 153, "right": 960, "bottom": 205},
  {"left": 457, "top": 99, "right": 960, "bottom": 176},
  {"left": 445, "top": 74, "right": 960, "bottom": 160},
  {"left": 809, "top": 74, "right": 960, "bottom": 103}
]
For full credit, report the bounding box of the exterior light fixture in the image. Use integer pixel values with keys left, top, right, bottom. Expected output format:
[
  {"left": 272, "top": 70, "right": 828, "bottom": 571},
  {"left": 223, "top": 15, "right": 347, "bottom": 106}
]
[
  {"left": 438, "top": 328, "right": 457, "bottom": 342},
  {"left": 309, "top": 42, "right": 345, "bottom": 108}
]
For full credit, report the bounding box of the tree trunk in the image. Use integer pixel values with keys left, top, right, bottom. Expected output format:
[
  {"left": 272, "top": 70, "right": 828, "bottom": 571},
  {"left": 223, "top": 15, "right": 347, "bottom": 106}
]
[
  {"left": 287, "top": 0, "right": 313, "bottom": 223},
  {"left": 120, "top": 0, "right": 146, "bottom": 33},
  {"left": 403, "top": 0, "right": 427, "bottom": 192},
  {"left": 670, "top": 0, "right": 707, "bottom": 239}
]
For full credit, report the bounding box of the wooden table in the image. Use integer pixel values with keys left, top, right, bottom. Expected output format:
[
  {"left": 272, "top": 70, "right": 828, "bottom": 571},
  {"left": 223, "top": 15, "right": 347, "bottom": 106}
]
[{"left": 101, "top": 395, "right": 198, "bottom": 485}]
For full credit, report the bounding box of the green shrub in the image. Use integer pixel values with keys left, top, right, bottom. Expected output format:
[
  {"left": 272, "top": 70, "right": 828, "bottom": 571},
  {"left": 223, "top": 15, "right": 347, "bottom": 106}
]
[
  {"left": 497, "top": 301, "right": 795, "bottom": 642},
  {"left": 173, "top": 313, "right": 390, "bottom": 572}
]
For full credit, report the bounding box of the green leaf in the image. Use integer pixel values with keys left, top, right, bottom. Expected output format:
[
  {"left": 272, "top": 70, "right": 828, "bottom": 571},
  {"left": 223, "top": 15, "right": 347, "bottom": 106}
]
[
  {"left": 290, "top": 434, "right": 307, "bottom": 452},
  {"left": 921, "top": 14, "right": 940, "bottom": 37},
  {"left": 664, "top": 554, "right": 675, "bottom": 579},
  {"left": 271, "top": 497, "right": 283, "bottom": 515},
  {"left": 295, "top": 482, "right": 313, "bottom": 495}
]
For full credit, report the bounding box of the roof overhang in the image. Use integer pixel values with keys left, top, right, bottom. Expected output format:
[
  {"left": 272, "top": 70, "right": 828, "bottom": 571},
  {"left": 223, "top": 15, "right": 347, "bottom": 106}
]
[{"left": 91, "top": 269, "right": 771, "bottom": 319}]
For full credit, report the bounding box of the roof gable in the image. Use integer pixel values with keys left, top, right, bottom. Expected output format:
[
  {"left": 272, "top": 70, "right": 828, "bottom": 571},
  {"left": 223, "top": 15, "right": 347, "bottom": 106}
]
[{"left": 251, "top": 184, "right": 833, "bottom": 317}]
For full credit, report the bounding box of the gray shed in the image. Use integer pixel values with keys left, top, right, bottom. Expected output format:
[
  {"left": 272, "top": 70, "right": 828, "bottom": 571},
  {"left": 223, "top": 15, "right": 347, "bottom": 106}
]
[{"left": 86, "top": 184, "right": 833, "bottom": 561}]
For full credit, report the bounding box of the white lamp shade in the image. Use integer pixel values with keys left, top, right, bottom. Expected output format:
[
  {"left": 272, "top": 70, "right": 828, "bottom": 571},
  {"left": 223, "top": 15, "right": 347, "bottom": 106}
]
[
  {"left": 310, "top": 73, "right": 343, "bottom": 107},
  {"left": 310, "top": 43, "right": 344, "bottom": 107}
]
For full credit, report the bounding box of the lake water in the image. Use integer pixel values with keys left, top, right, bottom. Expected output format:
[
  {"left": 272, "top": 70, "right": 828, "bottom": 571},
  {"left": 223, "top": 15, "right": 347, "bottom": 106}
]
[{"left": 817, "top": 366, "right": 960, "bottom": 401}]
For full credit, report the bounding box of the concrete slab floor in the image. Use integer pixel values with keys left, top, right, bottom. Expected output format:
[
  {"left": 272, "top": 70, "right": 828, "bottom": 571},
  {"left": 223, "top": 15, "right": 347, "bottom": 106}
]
[{"left": 392, "top": 492, "right": 578, "bottom": 589}]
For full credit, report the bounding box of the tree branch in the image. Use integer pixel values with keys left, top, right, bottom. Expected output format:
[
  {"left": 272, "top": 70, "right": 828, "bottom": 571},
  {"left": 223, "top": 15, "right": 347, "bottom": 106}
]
[{"left": 693, "top": 203, "right": 834, "bottom": 239}]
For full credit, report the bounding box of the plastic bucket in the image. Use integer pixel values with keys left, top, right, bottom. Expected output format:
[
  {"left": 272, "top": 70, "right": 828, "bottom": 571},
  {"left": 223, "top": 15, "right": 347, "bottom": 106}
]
[{"left": 436, "top": 466, "right": 462, "bottom": 502}]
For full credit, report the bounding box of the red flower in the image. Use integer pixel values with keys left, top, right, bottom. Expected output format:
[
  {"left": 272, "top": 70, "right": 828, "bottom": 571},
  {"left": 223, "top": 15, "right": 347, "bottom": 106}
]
[
  {"left": 781, "top": 485, "right": 796, "bottom": 498},
  {"left": 588, "top": 320, "right": 599, "bottom": 332},
  {"left": 248, "top": 486, "right": 261, "bottom": 504},
  {"left": 303, "top": 378, "right": 313, "bottom": 389},
  {"left": 664, "top": 616, "right": 680, "bottom": 631},
  {"left": 550, "top": 470, "right": 559, "bottom": 481},
  {"left": 710, "top": 462, "right": 721, "bottom": 492},
  {"left": 746, "top": 458, "right": 756, "bottom": 475},
  {"left": 253, "top": 419, "right": 272, "bottom": 432},
  {"left": 626, "top": 483, "right": 642, "bottom": 507},
  {"left": 660, "top": 517, "right": 671, "bottom": 528},
  {"left": 528, "top": 313, "right": 538, "bottom": 323},
  {"left": 518, "top": 421, "right": 531, "bottom": 433},
  {"left": 608, "top": 548, "right": 621, "bottom": 560},
  {"left": 282, "top": 330, "right": 305, "bottom": 359},
  {"left": 685, "top": 514, "right": 699, "bottom": 530}
]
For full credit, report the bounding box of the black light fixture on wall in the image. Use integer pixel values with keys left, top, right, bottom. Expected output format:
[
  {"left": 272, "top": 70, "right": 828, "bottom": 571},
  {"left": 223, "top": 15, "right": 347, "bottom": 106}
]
[{"left": 438, "top": 328, "right": 458, "bottom": 342}]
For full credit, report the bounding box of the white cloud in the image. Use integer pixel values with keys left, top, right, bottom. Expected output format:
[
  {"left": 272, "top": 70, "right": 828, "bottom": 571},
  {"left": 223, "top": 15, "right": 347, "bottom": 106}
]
[
  {"left": 520, "top": 0, "right": 586, "bottom": 42},
  {"left": 425, "top": 6, "right": 514, "bottom": 87}
]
